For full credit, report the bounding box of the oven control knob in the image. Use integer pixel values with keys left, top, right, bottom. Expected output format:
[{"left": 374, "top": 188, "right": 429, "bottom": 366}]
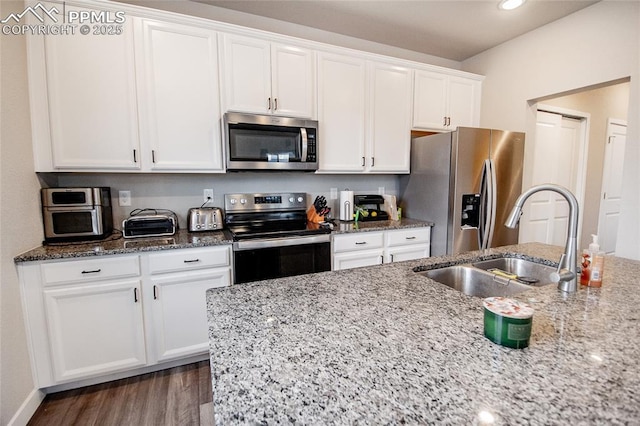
[
  {"left": 289, "top": 197, "right": 295, "bottom": 203},
  {"left": 230, "top": 199, "right": 237, "bottom": 205},
  {"left": 240, "top": 198, "right": 247, "bottom": 204},
  {"left": 297, "top": 196, "right": 304, "bottom": 203}
]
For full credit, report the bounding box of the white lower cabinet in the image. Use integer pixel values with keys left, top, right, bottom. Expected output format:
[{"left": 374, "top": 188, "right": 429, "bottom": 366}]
[
  {"left": 18, "top": 245, "right": 231, "bottom": 388},
  {"left": 43, "top": 278, "right": 146, "bottom": 383},
  {"left": 333, "top": 227, "right": 431, "bottom": 271},
  {"left": 332, "top": 232, "right": 384, "bottom": 271},
  {"left": 384, "top": 228, "right": 431, "bottom": 263},
  {"left": 146, "top": 247, "right": 231, "bottom": 362}
]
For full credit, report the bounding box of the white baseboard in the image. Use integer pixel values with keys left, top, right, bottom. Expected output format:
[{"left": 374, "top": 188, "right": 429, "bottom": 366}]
[{"left": 7, "top": 387, "right": 45, "bottom": 426}]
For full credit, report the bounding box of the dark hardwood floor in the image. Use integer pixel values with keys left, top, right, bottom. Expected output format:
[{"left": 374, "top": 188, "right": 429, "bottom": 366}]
[{"left": 28, "top": 361, "right": 213, "bottom": 426}]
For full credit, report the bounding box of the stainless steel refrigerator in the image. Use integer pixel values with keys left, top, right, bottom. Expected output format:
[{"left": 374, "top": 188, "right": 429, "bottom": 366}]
[{"left": 399, "top": 127, "right": 525, "bottom": 256}]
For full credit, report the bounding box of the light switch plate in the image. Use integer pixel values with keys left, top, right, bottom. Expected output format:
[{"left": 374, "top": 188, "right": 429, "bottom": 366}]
[
  {"left": 119, "top": 190, "right": 131, "bottom": 206},
  {"left": 330, "top": 188, "right": 338, "bottom": 200}
]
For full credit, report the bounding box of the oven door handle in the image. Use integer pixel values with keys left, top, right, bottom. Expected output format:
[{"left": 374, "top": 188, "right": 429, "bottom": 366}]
[{"left": 233, "top": 234, "right": 330, "bottom": 251}]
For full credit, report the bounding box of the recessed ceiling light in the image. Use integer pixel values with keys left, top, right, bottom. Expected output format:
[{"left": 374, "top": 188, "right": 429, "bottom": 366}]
[{"left": 498, "top": 0, "right": 526, "bottom": 10}]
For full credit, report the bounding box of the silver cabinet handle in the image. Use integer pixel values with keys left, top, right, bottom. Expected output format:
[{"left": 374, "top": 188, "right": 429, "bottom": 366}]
[
  {"left": 81, "top": 269, "right": 101, "bottom": 274},
  {"left": 183, "top": 259, "right": 200, "bottom": 263}
]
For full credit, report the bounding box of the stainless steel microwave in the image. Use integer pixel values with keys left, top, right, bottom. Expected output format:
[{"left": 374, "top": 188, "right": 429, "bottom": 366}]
[
  {"left": 41, "top": 187, "right": 113, "bottom": 243},
  {"left": 224, "top": 112, "right": 318, "bottom": 171}
]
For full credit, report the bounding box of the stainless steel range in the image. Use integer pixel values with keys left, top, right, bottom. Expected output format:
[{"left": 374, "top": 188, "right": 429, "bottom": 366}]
[{"left": 225, "top": 192, "right": 332, "bottom": 284}]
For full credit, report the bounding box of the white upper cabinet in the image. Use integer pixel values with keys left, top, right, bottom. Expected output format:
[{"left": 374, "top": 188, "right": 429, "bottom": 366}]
[
  {"left": 368, "top": 61, "right": 412, "bottom": 173},
  {"left": 317, "top": 52, "right": 367, "bottom": 172},
  {"left": 317, "top": 55, "right": 412, "bottom": 174},
  {"left": 35, "top": 3, "right": 140, "bottom": 170},
  {"left": 221, "top": 34, "right": 315, "bottom": 118},
  {"left": 135, "top": 19, "right": 224, "bottom": 171},
  {"left": 413, "top": 70, "right": 481, "bottom": 131}
]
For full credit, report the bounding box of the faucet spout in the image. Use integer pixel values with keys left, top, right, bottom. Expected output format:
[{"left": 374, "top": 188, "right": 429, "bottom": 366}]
[{"left": 505, "top": 184, "right": 580, "bottom": 292}]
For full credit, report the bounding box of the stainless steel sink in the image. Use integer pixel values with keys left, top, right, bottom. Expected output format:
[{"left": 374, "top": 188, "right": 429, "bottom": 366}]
[
  {"left": 472, "top": 258, "right": 556, "bottom": 286},
  {"left": 417, "top": 256, "right": 557, "bottom": 297}
]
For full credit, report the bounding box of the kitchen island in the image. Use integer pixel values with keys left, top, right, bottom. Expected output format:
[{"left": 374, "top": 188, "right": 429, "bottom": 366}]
[{"left": 206, "top": 243, "right": 640, "bottom": 424}]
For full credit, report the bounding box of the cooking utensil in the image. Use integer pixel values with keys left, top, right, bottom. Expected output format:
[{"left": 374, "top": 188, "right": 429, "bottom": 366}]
[{"left": 488, "top": 268, "right": 540, "bottom": 284}]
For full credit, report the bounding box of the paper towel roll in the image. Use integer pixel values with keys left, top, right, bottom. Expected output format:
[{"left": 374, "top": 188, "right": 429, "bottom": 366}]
[{"left": 340, "top": 190, "right": 354, "bottom": 221}]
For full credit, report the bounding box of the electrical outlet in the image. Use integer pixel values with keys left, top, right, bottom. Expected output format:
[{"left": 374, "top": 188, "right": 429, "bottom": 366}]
[
  {"left": 203, "top": 189, "right": 214, "bottom": 204},
  {"left": 330, "top": 188, "right": 338, "bottom": 200},
  {"left": 119, "top": 190, "right": 131, "bottom": 206}
]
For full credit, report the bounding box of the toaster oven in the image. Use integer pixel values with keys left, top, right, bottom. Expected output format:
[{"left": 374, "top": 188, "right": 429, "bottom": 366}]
[{"left": 41, "top": 187, "right": 113, "bottom": 243}]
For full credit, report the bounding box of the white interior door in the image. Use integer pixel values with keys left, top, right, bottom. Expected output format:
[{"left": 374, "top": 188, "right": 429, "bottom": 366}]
[
  {"left": 597, "top": 120, "right": 627, "bottom": 255},
  {"left": 520, "top": 110, "right": 585, "bottom": 246}
]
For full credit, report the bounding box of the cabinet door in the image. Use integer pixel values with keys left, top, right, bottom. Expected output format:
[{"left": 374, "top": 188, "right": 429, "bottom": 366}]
[
  {"left": 271, "top": 44, "right": 315, "bottom": 118},
  {"left": 368, "top": 62, "right": 412, "bottom": 173},
  {"left": 149, "top": 269, "right": 230, "bottom": 362},
  {"left": 333, "top": 249, "right": 384, "bottom": 271},
  {"left": 385, "top": 245, "right": 430, "bottom": 263},
  {"left": 136, "top": 19, "right": 224, "bottom": 171},
  {"left": 448, "top": 76, "right": 481, "bottom": 129},
  {"left": 221, "top": 34, "right": 271, "bottom": 114},
  {"left": 317, "top": 52, "right": 367, "bottom": 172},
  {"left": 43, "top": 279, "right": 146, "bottom": 382},
  {"left": 43, "top": 4, "right": 139, "bottom": 170},
  {"left": 412, "top": 70, "right": 448, "bottom": 130}
]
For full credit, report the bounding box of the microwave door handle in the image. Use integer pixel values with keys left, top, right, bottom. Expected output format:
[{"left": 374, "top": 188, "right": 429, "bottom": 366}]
[{"left": 300, "top": 128, "right": 308, "bottom": 162}]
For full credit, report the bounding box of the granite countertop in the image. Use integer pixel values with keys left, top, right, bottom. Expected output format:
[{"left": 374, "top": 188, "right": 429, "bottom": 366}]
[
  {"left": 206, "top": 242, "right": 640, "bottom": 424},
  {"left": 331, "top": 217, "right": 433, "bottom": 234},
  {"left": 13, "top": 229, "right": 233, "bottom": 262},
  {"left": 14, "top": 218, "right": 432, "bottom": 263}
]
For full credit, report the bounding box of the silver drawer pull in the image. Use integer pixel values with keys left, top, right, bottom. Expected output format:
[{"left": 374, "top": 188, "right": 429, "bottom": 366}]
[
  {"left": 81, "top": 269, "right": 101, "bottom": 274},
  {"left": 355, "top": 242, "right": 367, "bottom": 245},
  {"left": 183, "top": 259, "right": 200, "bottom": 263},
  {"left": 405, "top": 236, "right": 417, "bottom": 240}
]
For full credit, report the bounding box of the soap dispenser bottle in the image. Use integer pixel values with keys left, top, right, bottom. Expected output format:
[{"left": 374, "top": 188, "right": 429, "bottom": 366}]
[{"left": 588, "top": 235, "right": 605, "bottom": 287}]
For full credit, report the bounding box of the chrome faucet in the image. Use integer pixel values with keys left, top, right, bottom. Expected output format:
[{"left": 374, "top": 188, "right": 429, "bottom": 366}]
[{"left": 504, "top": 184, "right": 579, "bottom": 293}]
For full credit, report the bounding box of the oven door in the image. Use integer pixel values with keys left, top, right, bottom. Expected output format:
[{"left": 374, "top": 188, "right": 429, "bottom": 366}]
[
  {"left": 43, "top": 207, "right": 104, "bottom": 240},
  {"left": 233, "top": 235, "right": 331, "bottom": 284}
]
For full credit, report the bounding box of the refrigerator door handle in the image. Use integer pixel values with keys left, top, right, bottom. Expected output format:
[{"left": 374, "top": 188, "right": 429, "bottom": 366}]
[
  {"left": 487, "top": 159, "right": 498, "bottom": 249},
  {"left": 479, "top": 159, "right": 495, "bottom": 250},
  {"left": 478, "top": 160, "right": 489, "bottom": 249}
]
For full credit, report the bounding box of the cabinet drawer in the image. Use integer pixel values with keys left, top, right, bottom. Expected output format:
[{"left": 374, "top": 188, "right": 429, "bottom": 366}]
[
  {"left": 385, "top": 228, "right": 431, "bottom": 247},
  {"left": 333, "top": 232, "right": 384, "bottom": 253},
  {"left": 42, "top": 256, "right": 140, "bottom": 286},
  {"left": 148, "top": 246, "right": 231, "bottom": 274}
]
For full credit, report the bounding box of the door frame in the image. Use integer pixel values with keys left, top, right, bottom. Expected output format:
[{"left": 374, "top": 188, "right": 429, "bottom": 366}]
[{"left": 524, "top": 103, "right": 590, "bottom": 247}]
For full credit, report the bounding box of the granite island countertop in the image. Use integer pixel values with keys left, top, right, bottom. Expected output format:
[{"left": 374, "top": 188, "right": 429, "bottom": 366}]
[{"left": 206, "top": 242, "right": 640, "bottom": 424}]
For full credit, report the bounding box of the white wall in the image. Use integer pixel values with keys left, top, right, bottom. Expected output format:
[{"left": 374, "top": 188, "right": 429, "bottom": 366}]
[
  {"left": 462, "top": 1, "right": 640, "bottom": 260},
  {"left": 0, "top": 1, "right": 46, "bottom": 424},
  {"left": 55, "top": 173, "right": 400, "bottom": 229}
]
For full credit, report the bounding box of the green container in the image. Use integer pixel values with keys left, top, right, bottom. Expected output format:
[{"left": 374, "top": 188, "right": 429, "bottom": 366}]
[{"left": 483, "top": 297, "right": 533, "bottom": 349}]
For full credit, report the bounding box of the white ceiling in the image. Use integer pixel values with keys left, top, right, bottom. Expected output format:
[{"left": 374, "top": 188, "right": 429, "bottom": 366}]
[{"left": 192, "top": 0, "right": 598, "bottom": 61}]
